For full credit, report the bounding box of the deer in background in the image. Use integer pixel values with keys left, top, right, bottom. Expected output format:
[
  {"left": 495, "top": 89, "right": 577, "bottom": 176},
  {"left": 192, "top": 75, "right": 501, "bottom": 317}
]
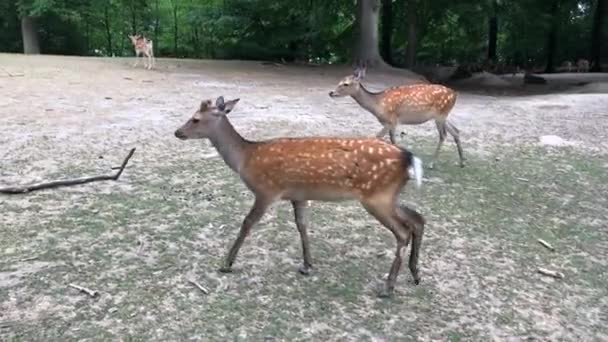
[
  {"left": 174, "top": 96, "right": 425, "bottom": 298},
  {"left": 577, "top": 59, "right": 590, "bottom": 73},
  {"left": 128, "top": 34, "right": 155, "bottom": 70},
  {"left": 329, "top": 67, "right": 465, "bottom": 169}
]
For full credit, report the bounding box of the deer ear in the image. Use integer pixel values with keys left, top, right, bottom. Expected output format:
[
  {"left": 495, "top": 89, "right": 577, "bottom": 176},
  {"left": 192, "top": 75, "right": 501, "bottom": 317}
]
[
  {"left": 222, "top": 98, "right": 240, "bottom": 114},
  {"left": 354, "top": 65, "right": 366, "bottom": 80},
  {"left": 215, "top": 96, "right": 225, "bottom": 110}
]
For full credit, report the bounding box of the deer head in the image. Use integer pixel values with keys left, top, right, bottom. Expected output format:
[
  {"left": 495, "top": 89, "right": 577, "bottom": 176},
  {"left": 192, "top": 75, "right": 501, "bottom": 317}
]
[
  {"left": 174, "top": 96, "right": 240, "bottom": 140},
  {"left": 329, "top": 66, "right": 367, "bottom": 98}
]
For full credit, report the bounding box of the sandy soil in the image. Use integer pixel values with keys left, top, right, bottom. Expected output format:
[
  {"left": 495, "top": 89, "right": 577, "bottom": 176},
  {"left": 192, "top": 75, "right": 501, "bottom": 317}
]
[{"left": 1, "top": 54, "right": 607, "bottom": 341}]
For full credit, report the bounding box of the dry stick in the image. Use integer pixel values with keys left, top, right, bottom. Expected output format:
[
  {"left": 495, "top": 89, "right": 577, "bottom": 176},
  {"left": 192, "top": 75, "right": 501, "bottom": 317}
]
[
  {"left": 537, "top": 268, "right": 565, "bottom": 279},
  {"left": 0, "top": 148, "right": 136, "bottom": 194},
  {"left": 68, "top": 283, "right": 99, "bottom": 297},
  {"left": 187, "top": 279, "right": 209, "bottom": 295},
  {"left": 537, "top": 239, "right": 555, "bottom": 251},
  {"left": 0, "top": 67, "right": 24, "bottom": 77}
]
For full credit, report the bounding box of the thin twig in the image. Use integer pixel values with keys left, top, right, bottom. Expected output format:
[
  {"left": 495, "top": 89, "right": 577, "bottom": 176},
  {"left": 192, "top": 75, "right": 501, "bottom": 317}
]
[
  {"left": 0, "top": 148, "right": 136, "bottom": 194},
  {"left": 537, "top": 268, "right": 564, "bottom": 279},
  {"left": 537, "top": 239, "right": 555, "bottom": 251},
  {"left": 68, "top": 283, "right": 99, "bottom": 297},
  {"left": 20, "top": 255, "right": 39, "bottom": 262},
  {"left": 1, "top": 67, "right": 24, "bottom": 77},
  {"left": 187, "top": 279, "right": 209, "bottom": 295}
]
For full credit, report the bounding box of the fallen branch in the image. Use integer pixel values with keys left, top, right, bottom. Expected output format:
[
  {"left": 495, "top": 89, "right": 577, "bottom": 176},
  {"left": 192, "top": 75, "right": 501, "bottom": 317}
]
[
  {"left": 1, "top": 67, "right": 24, "bottom": 77},
  {"left": 68, "top": 283, "right": 99, "bottom": 297},
  {"left": 537, "top": 268, "right": 564, "bottom": 279},
  {"left": 187, "top": 278, "right": 209, "bottom": 295},
  {"left": 0, "top": 148, "right": 136, "bottom": 194},
  {"left": 537, "top": 239, "right": 555, "bottom": 251}
]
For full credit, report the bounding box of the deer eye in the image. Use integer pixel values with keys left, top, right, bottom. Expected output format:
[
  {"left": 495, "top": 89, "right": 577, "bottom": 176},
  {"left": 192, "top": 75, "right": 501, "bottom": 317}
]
[
  {"left": 191, "top": 118, "right": 200, "bottom": 123},
  {"left": 343, "top": 82, "right": 350, "bottom": 86}
]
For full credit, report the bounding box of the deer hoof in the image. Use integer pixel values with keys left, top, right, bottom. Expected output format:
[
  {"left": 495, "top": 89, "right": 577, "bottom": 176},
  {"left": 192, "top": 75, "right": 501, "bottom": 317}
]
[
  {"left": 376, "top": 284, "right": 394, "bottom": 298},
  {"left": 298, "top": 264, "right": 313, "bottom": 275},
  {"left": 218, "top": 266, "right": 233, "bottom": 273}
]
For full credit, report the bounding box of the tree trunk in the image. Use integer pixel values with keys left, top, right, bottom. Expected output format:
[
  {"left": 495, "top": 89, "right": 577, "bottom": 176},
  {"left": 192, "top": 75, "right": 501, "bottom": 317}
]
[
  {"left": 103, "top": 4, "right": 113, "bottom": 55},
  {"left": 354, "top": 0, "right": 387, "bottom": 68},
  {"left": 154, "top": 0, "right": 160, "bottom": 56},
  {"left": 172, "top": 0, "right": 179, "bottom": 56},
  {"left": 544, "top": 0, "right": 560, "bottom": 73},
  {"left": 381, "top": 0, "right": 393, "bottom": 64},
  {"left": 590, "top": 0, "right": 606, "bottom": 72},
  {"left": 21, "top": 16, "right": 40, "bottom": 54},
  {"left": 130, "top": 0, "right": 137, "bottom": 34},
  {"left": 487, "top": 0, "right": 498, "bottom": 62},
  {"left": 405, "top": 0, "right": 418, "bottom": 68}
]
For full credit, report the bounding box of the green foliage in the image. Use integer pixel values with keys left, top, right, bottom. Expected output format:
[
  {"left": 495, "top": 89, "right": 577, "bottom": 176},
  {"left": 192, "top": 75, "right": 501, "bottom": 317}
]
[{"left": 0, "top": 0, "right": 604, "bottom": 68}]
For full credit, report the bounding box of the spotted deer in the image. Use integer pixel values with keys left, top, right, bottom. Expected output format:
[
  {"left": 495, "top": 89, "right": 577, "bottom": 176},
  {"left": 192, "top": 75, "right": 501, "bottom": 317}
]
[
  {"left": 174, "top": 96, "right": 425, "bottom": 297},
  {"left": 128, "top": 34, "right": 155, "bottom": 70},
  {"left": 329, "top": 67, "right": 465, "bottom": 169},
  {"left": 577, "top": 59, "right": 590, "bottom": 73}
]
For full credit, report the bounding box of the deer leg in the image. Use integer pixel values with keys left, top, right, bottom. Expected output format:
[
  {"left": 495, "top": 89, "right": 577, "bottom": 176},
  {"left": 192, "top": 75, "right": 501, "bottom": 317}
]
[
  {"left": 395, "top": 205, "right": 425, "bottom": 285},
  {"left": 375, "top": 126, "right": 389, "bottom": 140},
  {"left": 219, "top": 196, "right": 271, "bottom": 273},
  {"left": 445, "top": 120, "right": 465, "bottom": 167},
  {"left": 388, "top": 128, "right": 397, "bottom": 144},
  {"left": 292, "top": 200, "right": 313, "bottom": 275},
  {"left": 133, "top": 52, "right": 140, "bottom": 67},
  {"left": 362, "top": 200, "right": 413, "bottom": 298},
  {"left": 429, "top": 121, "right": 447, "bottom": 169}
]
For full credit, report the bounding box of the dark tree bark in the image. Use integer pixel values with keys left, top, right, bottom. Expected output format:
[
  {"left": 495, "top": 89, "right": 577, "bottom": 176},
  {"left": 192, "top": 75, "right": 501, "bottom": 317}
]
[
  {"left": 103, "top": 4, "right": 113, "bottom": 55},
  {"left": 487, "top": 0, "right": 498, "bottom": 62},
  {"left": 21, "top": 16, "right": 40, "bottom": 54},
  {"left": 354, "top": 0, "right": 388, "bottom": 68},
  {"left": 172, "top": 0, "right": 179, "bottom": 56},
  {"left": 130, "top": 0, "right": 137, "bottom": 34},
  {"left": 544, "top": 0, "right": 561, "bottom": 73},
  {"left": 405, "top": 0, "right": 418, "bottom": 68},
  {"left": 381, "top": 0, "right": 393, "bottom": 64},
  {"left": 590, "top": 0, "right": 606, "bottom": 71},
  {"left": 154, "top": 0, "right": 160, "bottom": 56}
]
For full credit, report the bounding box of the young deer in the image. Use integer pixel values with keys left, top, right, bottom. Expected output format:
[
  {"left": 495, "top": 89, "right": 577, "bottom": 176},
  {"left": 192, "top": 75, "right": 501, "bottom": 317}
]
[
  {"left": 329, "top": 67, "right": 465, "bottom": 169},
  {"left": 128, "top": 34, "right": 155, "bottom": 70},
  {"left": 174, "top": 96, "right": 425, "bottom": 297}
]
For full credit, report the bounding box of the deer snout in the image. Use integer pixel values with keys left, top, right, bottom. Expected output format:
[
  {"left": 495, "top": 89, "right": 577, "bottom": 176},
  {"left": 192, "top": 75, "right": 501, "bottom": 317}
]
[
  {"left": 174, "top": 129, "right": 187, "bottom": 140},
  {"left": 329, "top": 91, "right": 338, "bottom": 98}
]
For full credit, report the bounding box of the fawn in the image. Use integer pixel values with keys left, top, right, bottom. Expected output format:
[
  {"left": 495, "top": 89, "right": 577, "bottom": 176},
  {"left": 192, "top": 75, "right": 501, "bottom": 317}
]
[
  {"left": 329, "top": 66, "right": 465, "bottom": 169},
  {"left": 174, "top": 96, "right": 425, "bottom": 297},
  {"left": 128, "top": 34, "right": 155, "bottom": 70}
]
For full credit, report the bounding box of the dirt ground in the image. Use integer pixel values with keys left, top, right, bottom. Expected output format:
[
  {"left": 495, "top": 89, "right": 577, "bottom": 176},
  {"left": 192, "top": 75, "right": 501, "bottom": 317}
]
[{"left": 1, "top": 54, "right": 607, "bottom": 341}]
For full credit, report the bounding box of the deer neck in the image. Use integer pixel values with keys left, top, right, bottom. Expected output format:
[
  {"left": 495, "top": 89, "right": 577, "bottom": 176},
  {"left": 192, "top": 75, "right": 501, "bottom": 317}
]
[
  {"left": 352, "top": 84, "right": 386, "bottom": 121},
  {"left": 208, "top": 117, "right": 251, "bottom": 174}
]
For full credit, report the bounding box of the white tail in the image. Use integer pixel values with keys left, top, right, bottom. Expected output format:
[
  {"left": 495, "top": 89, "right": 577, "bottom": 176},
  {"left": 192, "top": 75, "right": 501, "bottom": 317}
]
[
  {"left": 174, "top": 96, "right": 426, "bottom": 298},
  {"left": 329, "top": 66, "right": 465, "bottom": 169},
  {"left": 409, "top": 156, "right": 423, "bottom": 188}
]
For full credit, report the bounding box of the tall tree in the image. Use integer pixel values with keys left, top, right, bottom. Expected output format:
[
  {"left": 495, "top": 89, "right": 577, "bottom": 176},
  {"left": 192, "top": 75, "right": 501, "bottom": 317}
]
[
  {"left": 103, "top": 2, "right": 113, "bottom": 55},
  {"left": 544, "top": 0, "right": 561, "bottom": 73},
  {"left": 404, "top": 0, "right": 418, "bottom": 68},
  {"left": 354, "top": 0, "right": 387, "bottom": 68},
  {"left": 381, "top": 0, "right": 393, "bottom": 64},
  {"left": 487, "top": 0, "right": 498, "bottom": 61},
  {"left": 171, "top": 0, "right": 179, "bottom": 56},
  {"left": 20, "top": 16, "right": 40, "bottom": 54},
  {"left": 590, "top": 0, "right": 606, "bottom": 71}
]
